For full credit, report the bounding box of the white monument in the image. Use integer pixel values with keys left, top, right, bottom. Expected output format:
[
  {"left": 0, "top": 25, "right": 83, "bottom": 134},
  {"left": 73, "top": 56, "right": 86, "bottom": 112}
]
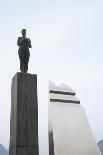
[{"left": 48, "top": 82, "right": 101, "bottom": 155}]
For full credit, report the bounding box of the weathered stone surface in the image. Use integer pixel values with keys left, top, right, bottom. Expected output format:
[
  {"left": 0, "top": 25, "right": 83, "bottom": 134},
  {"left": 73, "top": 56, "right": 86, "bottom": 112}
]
[
  {"left": 9, "top": 72, "right": 39, "bottom": 155},
  {"left": 11, "top": 147, "right": 38, "bottom": 155}
]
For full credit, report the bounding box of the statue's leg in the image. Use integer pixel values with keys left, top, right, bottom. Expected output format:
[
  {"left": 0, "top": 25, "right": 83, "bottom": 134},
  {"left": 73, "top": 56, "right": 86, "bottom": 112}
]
[
  {"left": 24, "top": 62, "right": 28, "bottom": 73},
  {"left": 20, "top": 62, "right": 22, "bottom": 72},
  {"left": 23, "top": 63, "right": 27, "bottom": 73},
  {"left": 26, "top": 62, "right": 28, "bottom": 73},
  {"left": 20, "top": 62, "right": 25, "bottom": 73}
]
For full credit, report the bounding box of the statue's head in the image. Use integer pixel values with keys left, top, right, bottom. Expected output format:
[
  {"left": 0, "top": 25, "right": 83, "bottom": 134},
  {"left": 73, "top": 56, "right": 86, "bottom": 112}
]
[{"left": 21, "top": 29, "right": 26, "bottom": 36}]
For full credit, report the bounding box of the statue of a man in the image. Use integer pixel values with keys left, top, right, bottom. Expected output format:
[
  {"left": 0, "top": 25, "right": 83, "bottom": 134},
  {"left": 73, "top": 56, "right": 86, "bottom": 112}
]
[{"left": 17, "top": 29, "right": 32, "bottom": 73}]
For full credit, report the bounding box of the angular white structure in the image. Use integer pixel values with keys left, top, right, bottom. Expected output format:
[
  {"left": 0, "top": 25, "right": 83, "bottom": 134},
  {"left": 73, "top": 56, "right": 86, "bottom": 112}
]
[{"left": 48, "top": 82, "right": 100, "bottom": 155}]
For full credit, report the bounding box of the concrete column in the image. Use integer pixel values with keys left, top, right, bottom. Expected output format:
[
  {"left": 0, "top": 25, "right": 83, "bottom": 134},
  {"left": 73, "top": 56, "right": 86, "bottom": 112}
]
[
  {"left": 9, "top": 72, "right": 39, "bottom": 155},
  {"left": 49, "top": 82, "right": 100, "bottom": 155}
]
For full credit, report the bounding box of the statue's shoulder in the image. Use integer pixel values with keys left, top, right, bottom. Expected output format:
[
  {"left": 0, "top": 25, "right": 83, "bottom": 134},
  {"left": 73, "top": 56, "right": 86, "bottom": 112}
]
[
  {"left": 18, "top": 37, "right": 22, "bottom": 40},
  {"left": 27, "top": 38, "right": 31, "bottom": 41}
]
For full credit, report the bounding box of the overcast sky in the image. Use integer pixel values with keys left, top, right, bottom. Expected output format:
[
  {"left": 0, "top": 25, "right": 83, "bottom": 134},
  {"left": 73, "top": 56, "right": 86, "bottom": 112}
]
[{"left": 0, "top": 0, "right": 103, "bottom": 154}]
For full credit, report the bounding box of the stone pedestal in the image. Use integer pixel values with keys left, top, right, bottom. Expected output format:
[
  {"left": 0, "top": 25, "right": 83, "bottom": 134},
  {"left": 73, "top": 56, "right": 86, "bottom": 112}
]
[{"left": 9, "top": 72, "right": 39, "bottom": 155}]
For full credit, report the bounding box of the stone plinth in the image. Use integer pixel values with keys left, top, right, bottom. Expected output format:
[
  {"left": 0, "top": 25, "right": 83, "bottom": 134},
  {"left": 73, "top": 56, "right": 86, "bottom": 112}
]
[{"left": 9, "top": 72, "right": 39, "bottom": 155}]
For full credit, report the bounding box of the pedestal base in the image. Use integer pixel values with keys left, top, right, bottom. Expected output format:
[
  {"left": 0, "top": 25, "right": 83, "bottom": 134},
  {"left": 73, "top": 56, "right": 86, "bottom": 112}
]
[{"left": 10, "top": 146, "right": 38, "bottom": 155}]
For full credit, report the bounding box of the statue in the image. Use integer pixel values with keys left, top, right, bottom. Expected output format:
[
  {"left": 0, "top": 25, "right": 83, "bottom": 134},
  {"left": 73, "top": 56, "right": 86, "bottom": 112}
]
[{"left": 17, "top": 29, "right": 32, "bottom": 73}]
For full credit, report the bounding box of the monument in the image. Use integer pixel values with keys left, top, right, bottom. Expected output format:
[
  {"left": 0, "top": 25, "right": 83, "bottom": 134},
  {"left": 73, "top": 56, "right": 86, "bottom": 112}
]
[
  {"left": 9, "top": 30, "right": 39, "bottom": 155},
  {"left": 17, "top": 29, "right": 32, "bottom": 73},
  {"left": 49, "top": 82, "right": 100, "bottom": 155}
]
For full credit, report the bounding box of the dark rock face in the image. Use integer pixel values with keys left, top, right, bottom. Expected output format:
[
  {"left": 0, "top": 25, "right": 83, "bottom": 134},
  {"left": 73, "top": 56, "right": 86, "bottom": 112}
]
[
  {"left": 98, "top": 139, "right": 103, "bottom": 154},
  {"left": 0, "top": 144, "right": 9, "bottom": 155}
]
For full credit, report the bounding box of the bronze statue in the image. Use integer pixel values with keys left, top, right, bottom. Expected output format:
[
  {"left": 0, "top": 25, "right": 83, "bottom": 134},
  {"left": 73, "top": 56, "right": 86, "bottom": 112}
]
[{"left": 17, "top": 29, "right": 32, "bottom": 73}]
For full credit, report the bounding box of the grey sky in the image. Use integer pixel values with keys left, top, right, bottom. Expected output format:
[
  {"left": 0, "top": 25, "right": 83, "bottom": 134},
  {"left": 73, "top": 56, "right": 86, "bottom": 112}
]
[{"left": 0, "top": 0, "right": 103, "bottom": 154}]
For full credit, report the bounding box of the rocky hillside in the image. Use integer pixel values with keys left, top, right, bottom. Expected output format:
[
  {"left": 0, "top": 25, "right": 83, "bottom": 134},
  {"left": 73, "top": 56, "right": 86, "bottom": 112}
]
[
  {"left": 0, "top": 144, "right": 9, "bottom": 155},
  {"left": 98, "top": 139, "right": 103, "bottom": 155}
]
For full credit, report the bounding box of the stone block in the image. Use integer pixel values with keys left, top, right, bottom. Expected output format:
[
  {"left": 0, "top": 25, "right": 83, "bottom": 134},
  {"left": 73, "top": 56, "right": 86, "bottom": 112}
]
[{"left": 9, "top": 72, "right": 39, "bottom": 155}]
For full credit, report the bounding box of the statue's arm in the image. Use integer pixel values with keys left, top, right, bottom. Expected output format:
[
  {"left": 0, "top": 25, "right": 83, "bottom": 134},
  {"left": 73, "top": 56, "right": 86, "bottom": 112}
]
[{"left": 28, "top": 39, "right": 32, "bottom": 48}]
